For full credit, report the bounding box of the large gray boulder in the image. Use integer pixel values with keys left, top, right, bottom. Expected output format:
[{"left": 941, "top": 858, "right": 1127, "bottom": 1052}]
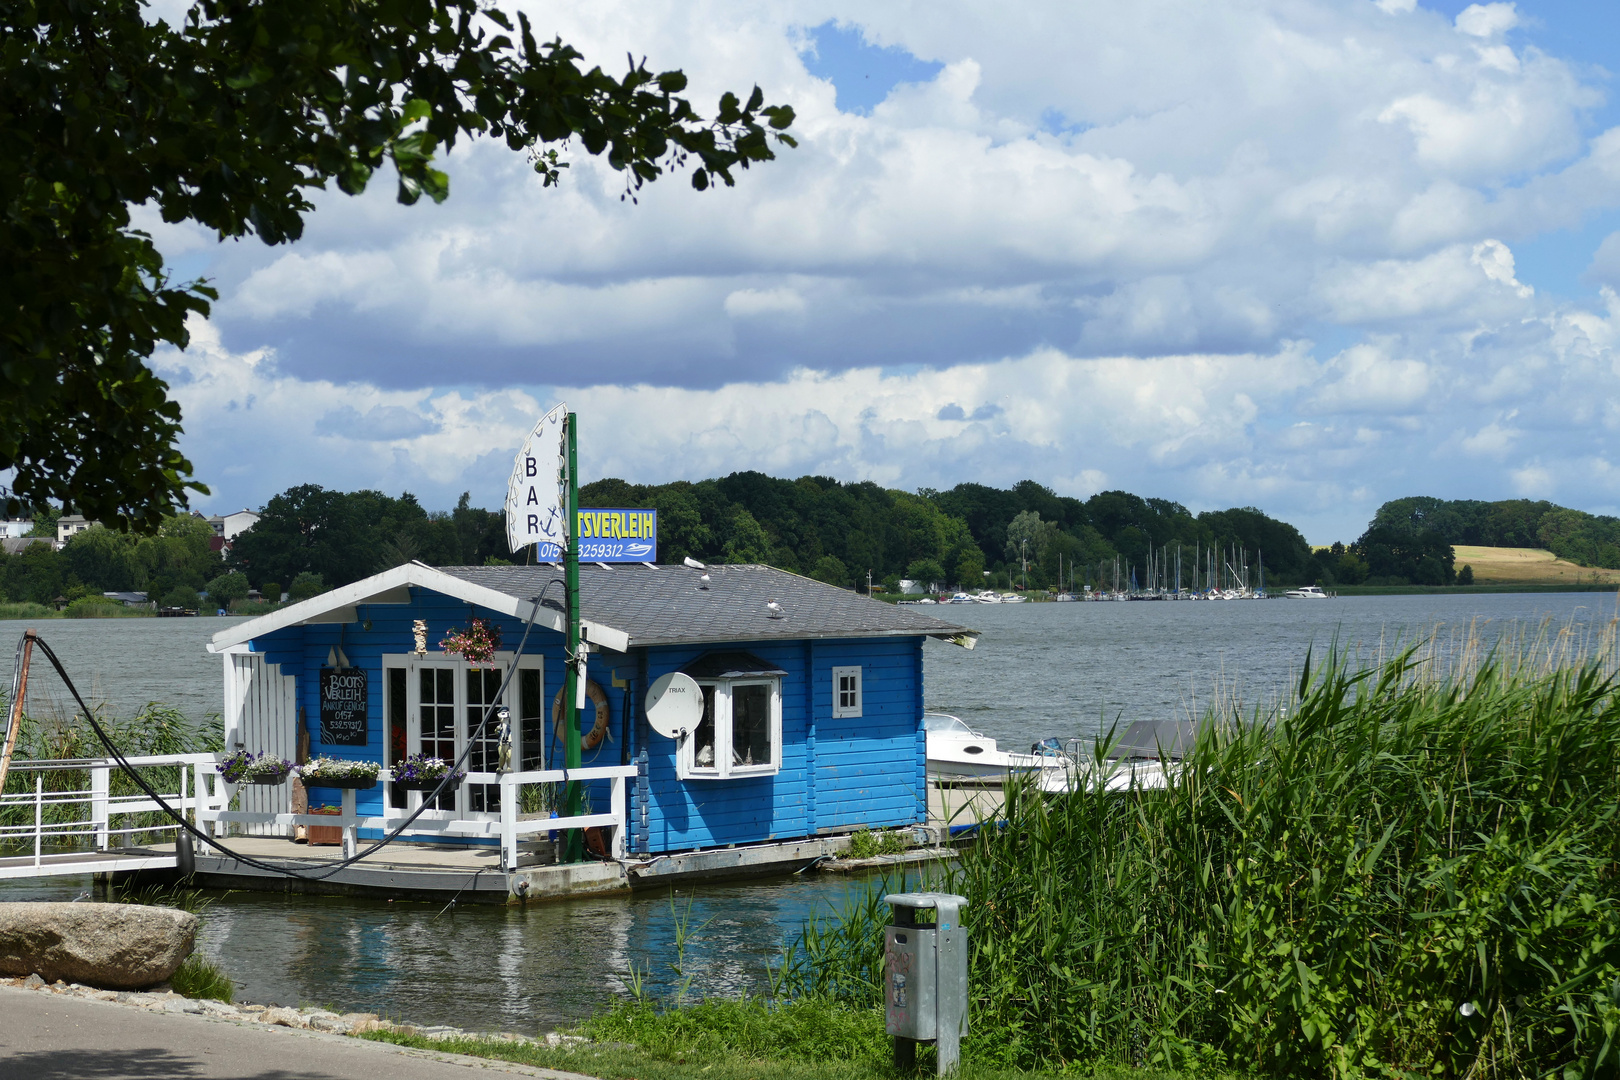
[{"left": 0, "top": 902, "right": 197, "bottom": 989}]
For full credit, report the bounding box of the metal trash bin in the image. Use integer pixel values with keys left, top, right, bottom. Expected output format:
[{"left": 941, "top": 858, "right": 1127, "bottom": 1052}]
[{"left": 884, "top": 891, "right": 968, "bottom": 1075}]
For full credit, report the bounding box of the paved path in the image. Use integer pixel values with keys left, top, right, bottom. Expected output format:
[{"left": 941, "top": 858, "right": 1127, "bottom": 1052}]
[{"left": 0, "top": 987, "right": 596, "bottom": 1080}]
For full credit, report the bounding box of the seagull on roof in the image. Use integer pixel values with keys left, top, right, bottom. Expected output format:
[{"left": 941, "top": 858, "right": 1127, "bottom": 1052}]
[{"left": 766, "top": 599, "right": 784, "bottom": 619}]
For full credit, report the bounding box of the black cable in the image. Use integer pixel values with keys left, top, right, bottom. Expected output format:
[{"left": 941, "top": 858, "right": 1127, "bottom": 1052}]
[{"left": 20, "top": 589, "right": 552, "bottom": 882}]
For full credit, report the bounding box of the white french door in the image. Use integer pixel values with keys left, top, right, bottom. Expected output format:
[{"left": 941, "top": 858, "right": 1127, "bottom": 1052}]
[{"left": 385, "top": 654, "right": 543, "bottom": 818}]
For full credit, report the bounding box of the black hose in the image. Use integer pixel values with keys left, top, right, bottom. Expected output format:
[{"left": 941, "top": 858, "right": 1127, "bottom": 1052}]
[{"left": 20, "top": 590, "right": 551, "bottom": 882}]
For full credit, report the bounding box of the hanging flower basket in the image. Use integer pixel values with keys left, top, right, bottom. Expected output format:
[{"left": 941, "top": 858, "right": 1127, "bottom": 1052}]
[
  {"left": 219, "top": 750, "right": 293, "bottom": 786},
  {"left": 391, "top": 754, "right": 465, "bottom": 791},
  {"left": 439, "top": 617, "right": 502, "bottom": 666},
  {"left": 299, "top": 758, "right": 380, "bottom": 789}
]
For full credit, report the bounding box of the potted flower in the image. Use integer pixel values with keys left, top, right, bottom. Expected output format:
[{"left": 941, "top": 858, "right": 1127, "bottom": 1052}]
[
  {"left": 306, "top": 805, "right": 343, "bottom": 846},
  {"left": 391, "top": 754, "right": 465, "bottom": 791},
  {"left": 299, "top": 758, "right": 381, "bottom": 789},
  {"left": 219, "top": 750, "right": 293, "bottom": 785},
  {"left": 439, "top": 617, "right": 501, "bottom": 666}
]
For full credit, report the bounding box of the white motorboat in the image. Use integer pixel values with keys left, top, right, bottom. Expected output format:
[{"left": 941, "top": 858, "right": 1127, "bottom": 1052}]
[
  {"left": 998, "top": 593, "right": 1027, "bottom": 603},
  {"left": 946, "top": 593, "right": 974, "bottom": 604},
  {"left": 926, "top": 714, "right": 1196, "bottom": 796},
  {"left": 1284, "top": 585, "right": 1329, "bottom": 598},
  {"left": 924, "top": 713, "right": 1070, "bottom": 789}
]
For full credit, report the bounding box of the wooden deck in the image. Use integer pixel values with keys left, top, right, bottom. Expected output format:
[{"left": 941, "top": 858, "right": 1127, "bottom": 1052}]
[{"left": 154, "top": 836, "right": 631, "bottom": 903}]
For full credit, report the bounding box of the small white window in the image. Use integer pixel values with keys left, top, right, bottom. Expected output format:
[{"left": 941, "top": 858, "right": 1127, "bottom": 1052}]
[
  {"left": 678, "top": 678, "right": 782, "bottom": 780},
  {"left": 831, "top": 666, "right": 862, "bottom": 718}
]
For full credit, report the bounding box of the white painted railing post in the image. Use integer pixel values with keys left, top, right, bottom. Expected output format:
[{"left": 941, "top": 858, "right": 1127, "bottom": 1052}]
[
  {"left": 500, "top": 774, "right": 517, "bottom": 872},
  {"left": 609, "top": 774, "right": 626, "bottom": 860},
  {"left": 33, "top": 775, "right": 42, "bottom": 868},
  {"left": 341, "top": 787, "right": 357, "bottom": 860},
  {"left": 91, "top": 764, "right": 108, "bottom": 850}
]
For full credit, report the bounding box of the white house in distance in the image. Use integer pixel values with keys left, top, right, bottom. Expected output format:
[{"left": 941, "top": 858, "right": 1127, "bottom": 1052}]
[
  {"left": 0, "top": 520, "right": 33, "bottom": 539},
  {"left": 56, "top": 515, "right": 95, "bottom": 544},
  {"left": 203, "top": 509, "right": 261, "bottom": 557}
]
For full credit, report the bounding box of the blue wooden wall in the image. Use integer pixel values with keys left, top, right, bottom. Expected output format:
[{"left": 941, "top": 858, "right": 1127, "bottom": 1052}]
[{"left": 244, "top": 588, "right": 928, "bottom": 852}]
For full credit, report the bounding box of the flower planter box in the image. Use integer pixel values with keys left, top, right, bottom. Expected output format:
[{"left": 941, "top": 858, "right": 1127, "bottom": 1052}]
[
  {"left": 241, "top": 774, "right": 290, "bottom": 786},
  {"left": 301, "top": 775, "right": 377, "bottom": 790},
  {"left": 307, "top": 823, "right": 344, "bottom": 846}
]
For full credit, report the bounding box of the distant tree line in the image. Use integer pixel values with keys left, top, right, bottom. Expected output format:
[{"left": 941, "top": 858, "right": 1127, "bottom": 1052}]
[
  {"left": 0, "top": 474, "right": 1342, "bottom": 605},
  {"left": 580, "top": 473, "right": 1314, "bottom": 592}
]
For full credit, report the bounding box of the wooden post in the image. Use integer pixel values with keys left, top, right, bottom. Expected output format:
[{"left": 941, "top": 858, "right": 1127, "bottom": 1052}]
[{"left": 1, "top": 630, "right": 36, "bottom": 794}]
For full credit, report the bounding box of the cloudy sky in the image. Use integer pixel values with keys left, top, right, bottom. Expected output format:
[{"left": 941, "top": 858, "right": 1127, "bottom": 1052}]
[{"left": 144, "top": 0, "right": 1620, "bottom": 543}]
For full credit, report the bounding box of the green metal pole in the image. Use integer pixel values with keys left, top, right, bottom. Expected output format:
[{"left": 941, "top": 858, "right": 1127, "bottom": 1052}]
[{"left": 562, "top": 412, "right": 584, "bottom": 862}]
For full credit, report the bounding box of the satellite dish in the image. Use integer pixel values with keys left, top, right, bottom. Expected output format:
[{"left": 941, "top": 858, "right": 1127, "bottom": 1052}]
[{"left": 645, "top": 672, "right": 703, "bottom": 739}]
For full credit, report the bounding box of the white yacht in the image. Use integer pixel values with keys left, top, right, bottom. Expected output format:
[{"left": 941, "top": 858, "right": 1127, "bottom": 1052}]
[{"left": 1284, "top": 585, "right": 1329, "bottom": 598}]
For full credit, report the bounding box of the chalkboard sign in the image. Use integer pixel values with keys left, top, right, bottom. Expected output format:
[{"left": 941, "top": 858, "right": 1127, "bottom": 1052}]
[{"left": 319, "top": 667, "right": 368, "bottom": 746}]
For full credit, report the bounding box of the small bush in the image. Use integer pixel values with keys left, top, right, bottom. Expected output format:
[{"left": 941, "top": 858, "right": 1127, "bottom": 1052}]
[
  {"left": 288, "top": 571, "right": 324, "bottom": 602},
  {"left": 169, "top": 952, "right": 233, "bottom": 1002},
  {"left": 62, "top": 596, "right": 125, "bottom": 618},
  {"left": 845, "top": 828, "right": 907, "bottom": 860},
  {"left": 161, "top": 585, "right": 200, "bottom": 609}
]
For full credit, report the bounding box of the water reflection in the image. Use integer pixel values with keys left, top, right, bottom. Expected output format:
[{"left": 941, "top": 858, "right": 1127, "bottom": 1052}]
[{"left": 0, "top": 870, "right": 904, "bottom": 1032}]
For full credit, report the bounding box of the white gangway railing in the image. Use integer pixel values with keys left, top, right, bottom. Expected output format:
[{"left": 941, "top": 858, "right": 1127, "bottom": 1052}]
[
  {"left": 0, "top": 755, "right": 636, "bottom": 879},
  {"left": 198, "top": 762, "right": 638, "bottom": 870},
  {"left": 0, "top": 753, "right": 218, "bottom": 880}
]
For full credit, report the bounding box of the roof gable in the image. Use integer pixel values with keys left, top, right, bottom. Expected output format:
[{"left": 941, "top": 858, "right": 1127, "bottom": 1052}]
[{"left": 209, "top": 561, "right": 976, "bottom": 655}]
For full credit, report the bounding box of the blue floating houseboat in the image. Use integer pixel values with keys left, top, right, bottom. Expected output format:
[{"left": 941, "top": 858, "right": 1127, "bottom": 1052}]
[{"left": 205, "top": 561, "right": 976, "bottom": 882}]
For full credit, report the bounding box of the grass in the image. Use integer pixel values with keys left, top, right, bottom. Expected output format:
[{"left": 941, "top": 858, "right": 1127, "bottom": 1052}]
[
  {"left": 0, "top": 602, "right": 59, "bottom": 620},
  {"left": 0, "top": 600, "right": 157, "bottom": 619},
  {"left": 358, "top": 1007, "right": 1233, "bottom": 1080},
  {"left": 169, "top": 952, "right": 234, "bottom": 1002},
  {"left": 1453, "top": 546, "right": 1620, "bottom": 586},
  {"left": 777, "top": 623, "right": 1620, "bottom": 1078}
]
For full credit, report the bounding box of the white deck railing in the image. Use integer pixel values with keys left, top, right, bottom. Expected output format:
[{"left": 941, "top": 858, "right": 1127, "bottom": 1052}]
[
  {"left": 0, "top": 754, "right": 635, "bottom": 877},
  {"left": 0, "top": 753, "right": 217, "bottom": 878},
  {"left": 198, "top": 762, "right": 637, "bottom": 870}
]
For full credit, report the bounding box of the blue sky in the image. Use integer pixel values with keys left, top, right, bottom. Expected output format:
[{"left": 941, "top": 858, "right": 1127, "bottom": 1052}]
[{"left": 137, "top": 0, "right": 1620, "bottom": 544}]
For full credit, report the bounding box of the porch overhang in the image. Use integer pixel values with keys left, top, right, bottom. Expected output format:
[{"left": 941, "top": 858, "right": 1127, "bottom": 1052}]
[{"left": 205, "top": 561, "right": 631, "bottom": 654}]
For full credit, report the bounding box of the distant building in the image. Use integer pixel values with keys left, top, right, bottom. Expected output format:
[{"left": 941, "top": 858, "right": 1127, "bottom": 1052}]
[
  {"left": 1, "top": 537, "right": 53, "bottom": 556},
  {"left": 0, "top": 520, "right": 33, "bottom": 539},
  {"left": 203, "top": 509, "right": 261, "bottom": 558},
  {"left": 56, "top": 515, "right": 95, "bottom": 544},
  {"left": 205, "top": 510, "right": 260, "bottom": 540}
]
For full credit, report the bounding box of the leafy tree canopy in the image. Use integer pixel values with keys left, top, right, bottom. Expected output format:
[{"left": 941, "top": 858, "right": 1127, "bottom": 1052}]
[{"left": 0, "top": 0, "right": 795, "bottom": 531}]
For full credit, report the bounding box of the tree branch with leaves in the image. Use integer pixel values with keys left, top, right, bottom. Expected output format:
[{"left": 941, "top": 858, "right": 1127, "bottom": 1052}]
[{"left": 0, "top": 0, "right": 796, "bottom": 530}]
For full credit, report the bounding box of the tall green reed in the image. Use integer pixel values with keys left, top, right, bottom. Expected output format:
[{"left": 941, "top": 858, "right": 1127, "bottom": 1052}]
[{"left": 785, "top": 622, "right": 1620, "bottom": 1079}]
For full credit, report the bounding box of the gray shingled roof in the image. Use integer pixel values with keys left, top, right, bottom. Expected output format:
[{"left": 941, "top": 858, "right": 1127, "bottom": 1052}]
[{"left": 435, "top": 563, "right": 975, "bottom": 648}]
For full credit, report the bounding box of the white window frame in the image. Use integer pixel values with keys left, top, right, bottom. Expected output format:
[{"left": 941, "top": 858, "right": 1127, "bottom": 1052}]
[
  {"left": 831, "top": 665, "right": 863, "bottom": 718},
  {"left": 677, "top": 677, "right": 783, "bottom": 780}
]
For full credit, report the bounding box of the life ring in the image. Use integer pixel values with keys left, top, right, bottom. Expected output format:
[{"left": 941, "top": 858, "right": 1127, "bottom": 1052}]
[{"left": 553, "top": 680, "right": 611, "bottom": 750}]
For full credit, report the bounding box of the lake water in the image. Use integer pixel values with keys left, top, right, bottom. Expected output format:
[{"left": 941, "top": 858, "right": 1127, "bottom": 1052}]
[
  {"left": 1, "top": 591, "right": 1614, "bottom": 1031},
  {"left": 923, "top": 590, "right": 1620, "bottom": 749}
]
